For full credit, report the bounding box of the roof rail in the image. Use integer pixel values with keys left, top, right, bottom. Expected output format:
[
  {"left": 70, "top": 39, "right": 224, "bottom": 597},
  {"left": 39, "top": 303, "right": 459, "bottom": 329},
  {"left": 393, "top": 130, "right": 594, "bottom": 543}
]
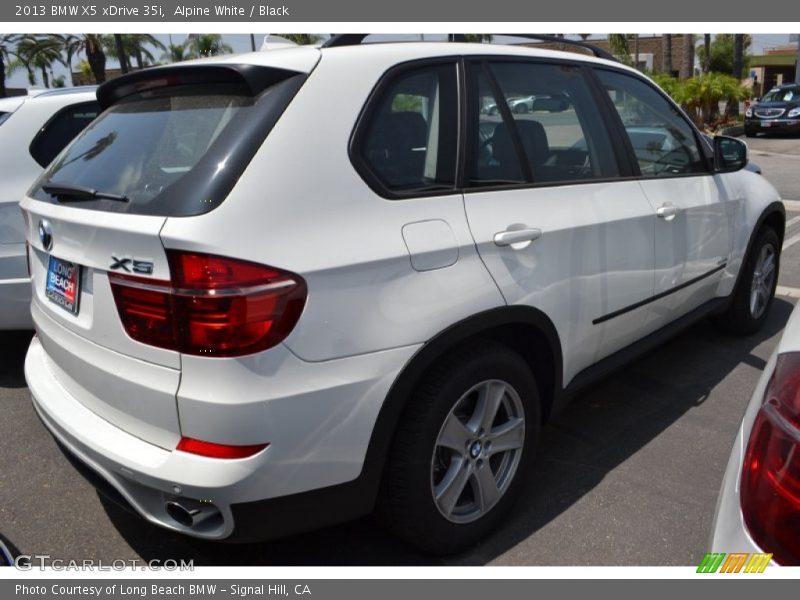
[{"left": 321, "top": 33, "right": 618, "bottom": 63}]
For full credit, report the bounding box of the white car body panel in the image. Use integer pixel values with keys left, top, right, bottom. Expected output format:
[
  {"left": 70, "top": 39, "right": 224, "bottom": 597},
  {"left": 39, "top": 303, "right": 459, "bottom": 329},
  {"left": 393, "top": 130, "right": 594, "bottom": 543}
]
[
  {"left": 19, "top": 43, "right": 785, "bottom": 540},
  {"left": 0, "top": 88, "right": 98, "bottom": 330},
  {"left": 464, "top": 181, "right": 655, "bottom": 385}
]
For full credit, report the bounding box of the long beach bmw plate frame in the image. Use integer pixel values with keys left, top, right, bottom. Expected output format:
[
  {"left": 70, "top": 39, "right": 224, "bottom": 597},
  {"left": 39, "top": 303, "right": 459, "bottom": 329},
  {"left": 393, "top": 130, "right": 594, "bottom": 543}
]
[{"left": 45, "top": 255, "right": 81, "bottom": 315}]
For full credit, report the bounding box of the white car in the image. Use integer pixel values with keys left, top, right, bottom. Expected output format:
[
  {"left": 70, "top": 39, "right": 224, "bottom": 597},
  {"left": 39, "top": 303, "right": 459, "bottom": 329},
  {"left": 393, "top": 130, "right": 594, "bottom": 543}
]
[
  {"left": 711, "top": 301, "right": 800, "bottom": 566},
  {"left": 0, "top": 87, "right": 99, "bottom": 330},
  {"left": 22, "top": 38, "right": 784, "bottom": 554}
]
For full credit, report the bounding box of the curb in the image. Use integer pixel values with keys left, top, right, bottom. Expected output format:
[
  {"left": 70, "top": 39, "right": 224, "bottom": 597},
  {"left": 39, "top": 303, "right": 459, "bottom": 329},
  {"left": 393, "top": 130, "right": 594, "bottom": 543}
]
[{"left": 718, "top": 124, "right": 745, "bottom": 137}]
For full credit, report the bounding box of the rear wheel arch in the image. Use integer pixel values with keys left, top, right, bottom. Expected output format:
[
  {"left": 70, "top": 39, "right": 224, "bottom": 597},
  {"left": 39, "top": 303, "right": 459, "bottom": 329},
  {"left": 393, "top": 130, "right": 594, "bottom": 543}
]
[{"left": 357, "top": 306, "right": 563, "bottom": 506}]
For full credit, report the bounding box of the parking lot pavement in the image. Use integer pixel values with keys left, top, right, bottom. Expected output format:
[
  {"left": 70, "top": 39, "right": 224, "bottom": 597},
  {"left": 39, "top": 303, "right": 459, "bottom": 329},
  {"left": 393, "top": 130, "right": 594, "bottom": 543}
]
[
  {"left": 745, "top": 135, "right": 800, "bottom": 202},
  {"left": 1, "top": 140, "right": 799, "bottom": 567}
]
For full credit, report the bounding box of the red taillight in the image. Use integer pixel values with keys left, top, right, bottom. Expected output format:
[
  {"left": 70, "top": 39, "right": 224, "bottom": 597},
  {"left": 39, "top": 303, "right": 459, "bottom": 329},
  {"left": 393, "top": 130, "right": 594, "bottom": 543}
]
[
  {"left": 108, "top": 251, "right": 307, "bottom": 357},
  {"left": 176, "top": 437, "right": 268, "bottom": 459},
  {"left": 741, "top": 352, "right": 800, "bottom": 565}
]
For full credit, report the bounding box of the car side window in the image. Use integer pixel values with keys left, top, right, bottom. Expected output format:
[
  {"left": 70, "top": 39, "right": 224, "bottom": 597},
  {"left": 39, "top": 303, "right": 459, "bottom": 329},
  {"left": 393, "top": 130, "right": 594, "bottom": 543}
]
[
  {"left": 29, "top": 102, "right": 100, "bottom": 168},
  {"left": 358, "top": 63, "right": 458, "bottom": 194},
  {"left": 468, "top": 61, "right": 619, "bottom": 187},
  {"left": 595, "top": 69, "right": 707, "bottom": 177}
]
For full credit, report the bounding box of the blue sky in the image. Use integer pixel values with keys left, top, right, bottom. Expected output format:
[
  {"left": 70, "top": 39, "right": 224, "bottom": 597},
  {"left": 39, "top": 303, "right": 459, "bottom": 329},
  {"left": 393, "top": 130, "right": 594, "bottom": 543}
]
[{"left": 5, "top": 33, "right": 796, "bottom": 89}]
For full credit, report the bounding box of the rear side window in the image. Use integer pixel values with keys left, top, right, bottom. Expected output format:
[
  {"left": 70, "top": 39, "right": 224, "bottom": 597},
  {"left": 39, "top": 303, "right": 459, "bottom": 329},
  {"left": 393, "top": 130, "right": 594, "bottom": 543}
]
[
  {"left": 357, "top": 63, "right": 458, "bottom": 195},
  {"left": 469, "top": 61, "right": 619, "bottom": 187},
  {"left": 31, "top": 71, "right": 305, "bottom": 217},
  {"left": 595, "top": 69, "right": 707, "bottom": 177},
  {"left": 29, "top": 102, "right": 100, "bottom": 167}
]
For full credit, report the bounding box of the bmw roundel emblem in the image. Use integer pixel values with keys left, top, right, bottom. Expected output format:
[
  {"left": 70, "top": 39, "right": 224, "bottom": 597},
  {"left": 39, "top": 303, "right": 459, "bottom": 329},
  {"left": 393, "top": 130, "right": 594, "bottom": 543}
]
[{"left": 38, "top": 220, "right": 53, "bottom": 251}]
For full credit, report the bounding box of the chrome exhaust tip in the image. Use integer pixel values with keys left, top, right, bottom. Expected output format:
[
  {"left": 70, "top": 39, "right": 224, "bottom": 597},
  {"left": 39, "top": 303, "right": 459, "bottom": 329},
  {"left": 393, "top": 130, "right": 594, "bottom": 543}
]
[{"left": 165, "top": 499, "right": 219, "bottom": 528}]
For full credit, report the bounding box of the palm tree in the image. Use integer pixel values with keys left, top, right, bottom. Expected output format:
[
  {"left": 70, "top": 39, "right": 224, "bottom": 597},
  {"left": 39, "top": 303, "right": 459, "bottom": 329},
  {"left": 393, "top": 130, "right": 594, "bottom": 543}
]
[
  {"left": 0, "top": 34, "right": 18, "bottom": 97},
  {"left": 679, "top": 34, "right": 695, "bottom": 80},
  {"left": 113, "top": 34, "right": 130, "bottom": 74},
  {"left": 730, "top": 34, "right": 745, "bottom": 117},
  {"left": 60, "top": 34, "right": 106, "bottom": 83},
  {"left": 702, "top": 34, "right": 711, "bottom": 73},
  {"left": 608, "top": 34, "right": 631, "bottom": 64},
  {"left": 58, "top": 34, "right": 81, "bottom": 85},
  {"left": 161, "top": 42, "right": 189, "bottom": 63},
  {"left": 186, "top": 34, "right": 233, "bottom": 58},
  {"left": 662, "top": 34, "right": 673, "bottom": 74},
  {"left": 13, "top": 35, "right": 65, "bottom": 88},
  {"left": 125, "top": 34, "right": 166, "bottom": 69}
]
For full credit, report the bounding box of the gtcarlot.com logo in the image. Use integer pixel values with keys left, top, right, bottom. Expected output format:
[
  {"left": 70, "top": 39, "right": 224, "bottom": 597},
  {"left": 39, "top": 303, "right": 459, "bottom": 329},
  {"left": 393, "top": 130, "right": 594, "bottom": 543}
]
[
  {"left": 11, "top": 555, "right": 194, "bottom": 571},
  {"left": 697, "top": 552, "right": 773, "bottom": 573}
]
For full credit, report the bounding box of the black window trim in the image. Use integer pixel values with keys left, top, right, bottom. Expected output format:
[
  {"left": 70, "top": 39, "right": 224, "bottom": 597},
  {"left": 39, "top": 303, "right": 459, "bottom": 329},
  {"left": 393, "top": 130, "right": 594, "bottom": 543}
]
[
  {"left": 348, "top": 56, "right": 464, "bottom": 201},
  {"left": 28, "top": 100, "right": 101, "bottom": 168},
  {"left": 465, "top": 58, "right": 633, "bottom": 189},
  {"left": 351, "top": 54, "right": 720, "bottom": 201},
  {"left": 589, "top": 66, "right": 715, "bottom": 178}
]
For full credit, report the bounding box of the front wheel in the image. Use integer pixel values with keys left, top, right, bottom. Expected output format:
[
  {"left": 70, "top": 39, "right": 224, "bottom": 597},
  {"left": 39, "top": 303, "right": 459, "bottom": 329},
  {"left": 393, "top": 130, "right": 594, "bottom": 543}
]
[
  {"left": 379, "top": 342, "right": 540, "bottom": 554},
  {"left": 717, "top": 226, "right": 780, "bottom": 334}
]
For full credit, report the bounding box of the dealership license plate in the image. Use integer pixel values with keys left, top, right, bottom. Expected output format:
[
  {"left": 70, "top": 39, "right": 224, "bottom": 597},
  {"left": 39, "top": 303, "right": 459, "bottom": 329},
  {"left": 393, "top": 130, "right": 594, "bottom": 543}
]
[
  {"left": 45, "top": 256, "right": 81, "bottom": 315},
  {"left": 761, "top": 120, "right": 772, "bottom": 127}
]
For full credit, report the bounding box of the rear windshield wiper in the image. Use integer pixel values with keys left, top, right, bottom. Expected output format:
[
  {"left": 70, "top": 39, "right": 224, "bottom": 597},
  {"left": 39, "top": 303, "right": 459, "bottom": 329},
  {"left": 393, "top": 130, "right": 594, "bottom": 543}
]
[{"left": 42, "top": 183, "right": 129, "bottom": 203}]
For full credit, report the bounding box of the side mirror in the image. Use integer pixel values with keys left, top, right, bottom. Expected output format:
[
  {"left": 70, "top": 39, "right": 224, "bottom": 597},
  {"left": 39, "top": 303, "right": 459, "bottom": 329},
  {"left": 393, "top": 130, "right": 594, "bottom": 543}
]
[{"left": 714, "top": 135, "right": 748, "bottom": 173}]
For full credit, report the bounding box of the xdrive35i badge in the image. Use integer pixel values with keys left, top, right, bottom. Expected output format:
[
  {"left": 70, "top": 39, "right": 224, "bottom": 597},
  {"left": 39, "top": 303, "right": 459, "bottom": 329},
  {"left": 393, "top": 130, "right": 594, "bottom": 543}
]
[{"left": 110, "top": 255, "right": 154, "bottom": 275}]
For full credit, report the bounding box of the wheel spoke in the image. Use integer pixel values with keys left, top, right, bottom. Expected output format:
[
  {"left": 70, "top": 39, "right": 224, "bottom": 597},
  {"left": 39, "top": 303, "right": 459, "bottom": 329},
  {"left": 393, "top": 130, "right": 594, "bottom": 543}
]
[
  {"left": 434, "top": 457, "right": 470, "bottom": 517},
  {"left": 487, "top": 417, "right": 525, "bottom": 454},
  {"left": 437, "top": 413, "right": 472, "bottom": 452},
  {"left": 472, "top": 463, "right": 501, "bottom": 512},
  {"left": 469, "top": 381, "right": 505, "bottom": 434},
  {"left": 761, "top": 254, "right": 775, "bottom": 279}
]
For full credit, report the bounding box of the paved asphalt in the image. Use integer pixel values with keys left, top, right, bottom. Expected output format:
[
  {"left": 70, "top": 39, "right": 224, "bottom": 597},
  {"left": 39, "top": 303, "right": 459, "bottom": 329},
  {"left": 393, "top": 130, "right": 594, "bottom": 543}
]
[{"left": 1, "top": 134, "right": 799, "bottom": 566}]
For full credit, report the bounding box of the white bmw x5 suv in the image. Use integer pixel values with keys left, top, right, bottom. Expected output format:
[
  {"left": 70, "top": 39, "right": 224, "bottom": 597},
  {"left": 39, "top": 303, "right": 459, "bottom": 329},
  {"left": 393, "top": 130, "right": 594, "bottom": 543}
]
[{"left": 22, "top": 38, "right": 784, "bottom": 554}]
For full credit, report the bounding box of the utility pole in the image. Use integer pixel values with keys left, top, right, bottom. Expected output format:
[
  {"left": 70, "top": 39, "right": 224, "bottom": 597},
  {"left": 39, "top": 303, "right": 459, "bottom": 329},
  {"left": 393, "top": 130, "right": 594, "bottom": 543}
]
[
  {"left": 250, "top": 34, "right": 256, "bottom": 52},
  {"left": 795, "top": 34, "right": 800, "bottom": 82}
]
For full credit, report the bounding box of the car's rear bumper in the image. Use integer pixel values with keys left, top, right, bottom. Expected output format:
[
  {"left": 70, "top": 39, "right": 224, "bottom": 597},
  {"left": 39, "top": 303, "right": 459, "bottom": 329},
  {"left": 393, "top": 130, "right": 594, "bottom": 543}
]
[{"left": 26, "top": 333, "right": 419, "bottom": 540}]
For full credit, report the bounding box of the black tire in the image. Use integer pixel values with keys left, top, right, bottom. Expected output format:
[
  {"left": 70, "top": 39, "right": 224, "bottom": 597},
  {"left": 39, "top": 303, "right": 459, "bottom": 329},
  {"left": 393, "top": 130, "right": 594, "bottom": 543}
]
[
  {"left": 745, "top": 130, "right": 756, "bottom": 138},
  {"left": 0, "top": 534, "right": 19, "bottom": 567},
  {"left": 378, "top": 341, "right": 540, "bottom": 554},
  {"left": 716, "top": 226, "right": 780, "bottom": 334}
]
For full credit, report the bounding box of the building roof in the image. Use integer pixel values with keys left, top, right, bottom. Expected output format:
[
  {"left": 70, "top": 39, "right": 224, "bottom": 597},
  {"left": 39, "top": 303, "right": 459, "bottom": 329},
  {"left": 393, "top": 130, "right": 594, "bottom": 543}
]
[{"left": 750, "top": 54, "right": 798, "bottom": 67}]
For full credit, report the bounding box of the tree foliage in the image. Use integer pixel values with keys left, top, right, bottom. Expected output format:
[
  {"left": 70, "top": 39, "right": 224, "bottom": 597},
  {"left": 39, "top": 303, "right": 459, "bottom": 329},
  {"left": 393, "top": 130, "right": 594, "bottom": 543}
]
[
  {"left": 695, "top": 34, "right": 752, "bottom": 77},
  {"left": 658, "top": 72, "right": 751, "bottom": 127}
]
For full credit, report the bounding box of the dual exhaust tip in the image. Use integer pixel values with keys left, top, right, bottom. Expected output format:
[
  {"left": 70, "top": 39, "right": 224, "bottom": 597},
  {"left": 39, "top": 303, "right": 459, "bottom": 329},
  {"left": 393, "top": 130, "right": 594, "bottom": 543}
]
[{"left": 165, "top": 499, "right": 220, "bottom": 529}]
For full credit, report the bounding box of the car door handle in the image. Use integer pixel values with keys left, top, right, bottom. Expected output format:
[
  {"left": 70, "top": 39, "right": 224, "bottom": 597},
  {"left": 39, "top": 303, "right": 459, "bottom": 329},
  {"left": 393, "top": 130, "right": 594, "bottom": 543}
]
[
  {"left": 656, "top": 204, "right": 678, "bottom": 221},
  {"left": 493, "top": 228, "right": 542, "bottom": 247}
]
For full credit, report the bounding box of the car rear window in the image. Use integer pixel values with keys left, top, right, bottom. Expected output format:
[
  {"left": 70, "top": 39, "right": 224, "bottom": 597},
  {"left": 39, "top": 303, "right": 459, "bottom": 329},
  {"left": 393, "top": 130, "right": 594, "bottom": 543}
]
[
  {"left": 29, "top": 101, "right": 100, "bottom": 167},
  {"left": 31, "top": 73, "right": 305, "bottom": 217}
]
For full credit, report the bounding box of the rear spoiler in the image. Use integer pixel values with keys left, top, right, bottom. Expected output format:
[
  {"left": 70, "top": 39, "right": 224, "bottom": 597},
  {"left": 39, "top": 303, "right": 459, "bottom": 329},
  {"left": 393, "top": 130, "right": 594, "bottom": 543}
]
[{"left": 96, "top": 64, "right": 300, "bottom": 109}]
